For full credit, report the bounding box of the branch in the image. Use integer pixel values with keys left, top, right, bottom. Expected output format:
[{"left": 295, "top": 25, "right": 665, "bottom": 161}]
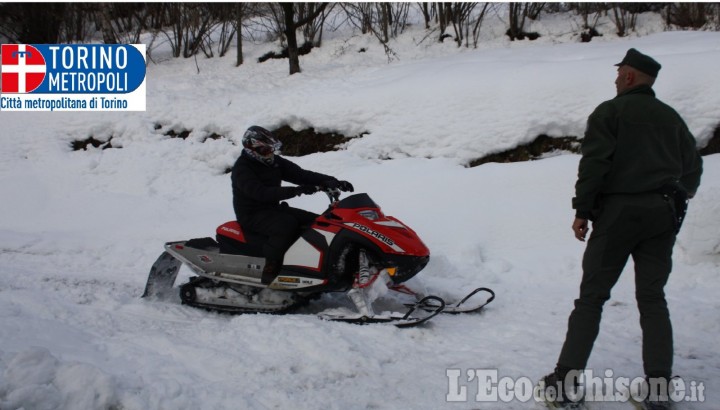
[{"left": 295, "top": 2, "right": 329, "bottom": 28}]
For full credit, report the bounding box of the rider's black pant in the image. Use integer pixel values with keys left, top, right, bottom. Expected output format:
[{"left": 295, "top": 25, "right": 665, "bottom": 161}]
[{"left": 238, "top": 204, "right": 318, "bottom": 263}]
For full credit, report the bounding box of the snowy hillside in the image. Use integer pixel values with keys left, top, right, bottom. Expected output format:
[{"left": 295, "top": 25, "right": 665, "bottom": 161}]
[{"left": 1, "top": 11, "right": 719, "bottom": 410}]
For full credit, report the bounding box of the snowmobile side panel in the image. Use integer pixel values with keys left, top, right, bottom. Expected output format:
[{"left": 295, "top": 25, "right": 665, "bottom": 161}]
[
  {"left": 284, "top": 239, "right": 321, "bottom": 269},
  {"left": 165, "top": 240, "right": 334, "bottom": 291},
  {"left": 164, "top": 241, "right": 265, "bottom": 284},
  {"left": 283, "top": 230, "right": 325, "bottom": 271}
]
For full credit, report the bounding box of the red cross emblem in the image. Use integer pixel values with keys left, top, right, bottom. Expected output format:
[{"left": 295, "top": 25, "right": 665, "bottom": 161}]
[{"left": 1, "top": 44, "right": 47, "bottom": 93}]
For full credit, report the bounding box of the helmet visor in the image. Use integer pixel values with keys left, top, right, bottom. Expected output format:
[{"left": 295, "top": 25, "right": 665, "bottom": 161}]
[{"left": 253, "top": 140, "right": 282, "bottom": 156}]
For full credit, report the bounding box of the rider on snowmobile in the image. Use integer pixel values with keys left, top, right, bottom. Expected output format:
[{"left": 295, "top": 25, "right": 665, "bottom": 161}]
[{"left": 231, "top": 126, "right": 353, "bottom": 284}]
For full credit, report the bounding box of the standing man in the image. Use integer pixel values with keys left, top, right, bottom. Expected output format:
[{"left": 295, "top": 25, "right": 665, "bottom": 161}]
[{"left": 539, "top": 49, "right": 703, "bottom": 410}]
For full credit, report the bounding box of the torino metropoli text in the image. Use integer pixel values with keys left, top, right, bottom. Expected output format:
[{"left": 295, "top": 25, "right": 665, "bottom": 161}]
[{"left": 47, "top": 46, "right": 130, "bottom": 92}]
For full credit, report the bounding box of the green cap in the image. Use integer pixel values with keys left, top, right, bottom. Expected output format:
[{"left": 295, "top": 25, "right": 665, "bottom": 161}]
[{"left": 615, "top": 48, "right": 661, "bottom": 78}]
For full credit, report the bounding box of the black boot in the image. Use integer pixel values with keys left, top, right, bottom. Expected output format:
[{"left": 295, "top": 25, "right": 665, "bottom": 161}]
[
  {"left": 261, "top": 259, "right": 281, "bottom": 285},
  {"left": 640, "top": 377, "right": 672, "bottom": 410},
  {"left": 537, "top": 368, "right": 585, "bottom": 409}
]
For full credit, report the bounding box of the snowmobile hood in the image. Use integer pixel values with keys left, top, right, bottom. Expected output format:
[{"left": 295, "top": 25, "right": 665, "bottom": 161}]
[{"left": 321, "top": 193, "right": 430, "bottom": 258}]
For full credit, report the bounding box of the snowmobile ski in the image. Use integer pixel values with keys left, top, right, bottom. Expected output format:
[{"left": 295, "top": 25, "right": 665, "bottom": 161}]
[
  {"left": 391, "top": 284, "right": 496, "bottom": 314},
  {"left": 420, "top": 287, "right": 495, "bottom": 314},
  {"left": 319, "top": 295, "right": 445, "bottom": 328}
]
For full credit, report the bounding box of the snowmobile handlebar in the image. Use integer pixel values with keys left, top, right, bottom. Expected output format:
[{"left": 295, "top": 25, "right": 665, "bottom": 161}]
[{"left": 322, "top": 187, "right": 342, "bottom": 203}]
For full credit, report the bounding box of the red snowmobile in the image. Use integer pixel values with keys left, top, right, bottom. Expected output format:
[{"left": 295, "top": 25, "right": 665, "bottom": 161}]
[{"left": 143, "top": 188, "right": 494, "bottom": 327}]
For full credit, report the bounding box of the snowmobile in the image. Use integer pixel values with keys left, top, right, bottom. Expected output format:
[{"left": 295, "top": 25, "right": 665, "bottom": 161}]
[{"left": 142, "top": 188, "right": 494, "bottom": 327}]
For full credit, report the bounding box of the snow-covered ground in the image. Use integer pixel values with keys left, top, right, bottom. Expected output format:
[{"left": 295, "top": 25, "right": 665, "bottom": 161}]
[{"left": 1, "top": 10, "right": 719, "bottom": 410}]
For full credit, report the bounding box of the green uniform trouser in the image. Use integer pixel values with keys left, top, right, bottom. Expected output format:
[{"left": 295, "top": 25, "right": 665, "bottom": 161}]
[{"left": 558, "top": 193, "right": 677, "bottom": 379}]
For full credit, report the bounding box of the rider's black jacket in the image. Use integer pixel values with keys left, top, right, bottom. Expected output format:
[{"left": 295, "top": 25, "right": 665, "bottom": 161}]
[{"left": 231, "top": 150, "right": 336, "bottom": 219}]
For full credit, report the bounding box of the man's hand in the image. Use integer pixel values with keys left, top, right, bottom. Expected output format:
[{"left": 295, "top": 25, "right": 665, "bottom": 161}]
[
  {"left": 321, "top": 180, "right": 354, "bottom": 192},
  {"left": 572, "top": 217, "right": 589, "bottom": 242},
  {"left": 296, "top": 185, "right": 318, "bottom": 196},
  {"left": 337, "top": 180, "right": 354, "bottom": 192}
]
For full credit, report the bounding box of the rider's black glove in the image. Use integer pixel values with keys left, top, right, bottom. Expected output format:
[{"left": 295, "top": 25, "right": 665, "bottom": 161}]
[
  {"left": 321, "top": 180, "right": 339, "bottom": 190},
  {"left": 296, "top": 185, "right": 318, "bottom": 196},
  {"left": 338, "top": 180, "right": 354, "bottom": 192},
  {"left": 320, "top": 180, "right": 353, "bottom": 192}
]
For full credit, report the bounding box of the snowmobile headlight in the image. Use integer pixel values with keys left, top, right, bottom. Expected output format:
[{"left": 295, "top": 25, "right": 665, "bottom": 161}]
[{"left": 358, "top": 210, "right": 379, "bottom": 221}]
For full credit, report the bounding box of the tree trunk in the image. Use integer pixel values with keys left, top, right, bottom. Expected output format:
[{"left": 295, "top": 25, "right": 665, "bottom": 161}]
[
  {"left": 95, "top": 3, "right": 117, "bottom": 44},
  {"left": 421, "top": 2, "right": 431, "bottom": 29},
  {"left": 281, "top": 3, "right": 301, "bottom": 75},
  {"left": 280, "top": 2, "right": 328, "bottom": 75},
  {"left": 236, "top": 3, "right": 243, "bottom": 67}
]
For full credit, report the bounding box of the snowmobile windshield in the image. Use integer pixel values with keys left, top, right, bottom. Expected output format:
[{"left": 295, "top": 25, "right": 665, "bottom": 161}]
[{"left": 335, "top": 193, "right": 379, "bottom": 210}]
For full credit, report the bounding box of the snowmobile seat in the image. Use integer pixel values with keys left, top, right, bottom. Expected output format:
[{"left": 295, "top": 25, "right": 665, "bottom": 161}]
[
  {"left": 216, "top": 221, "right": 265, "bottom": 257},
  {"left": 185, "top": 237, "right": 220, "bottom": 251}
]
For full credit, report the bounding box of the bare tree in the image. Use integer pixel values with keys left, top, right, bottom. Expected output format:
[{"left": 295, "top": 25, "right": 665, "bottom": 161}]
[
  {"left": 507, "top": 2, "right": 543, "bottom": 40},
  {"left": 470, "top": 3, "right": 492, "bottom": 48},
  {"left": 343, "top": 2, "right": 411, "bottom": 42},
  {"left": 341, "top": 2, "right": 409, "bottom": 62},
  {"left": 574, "top": 3, "right": 604, "bottom": 30},
  {"left": 415, "top": 2, "right": 492, "bottom": 47},
  {"left": 235, "top": 3, "right": 245, "bottom": 66},
  {"left": 183, "top": 4, "right": 215, "bottom": 58},
  {"left": 665, "top": 3, "right": 709, "bottom": 29},
  {"left": 609, "top": 3, "right": 639, "bottom": 37},
  {"left": 278, "top": 2, "right": 328, "bottom": 75},
  {"left": 525, "top": 2, "right": 546, "bottom": 20},
  {"left": 568, "top": 2, "right": 606, "bottom": 42},
  {"left": 299, "top": 2, "right": 335, "bottom": 47},
  {"left": 156, "top": 4, "right": 217, "bottom": 59},
  {"left": 436, "top": 2, "right": 451, "bottom": 41},
  {"left": 0, "top": 3, "right": 67, "bottom": 43},
  {"left": 444, "top": 2, "right": 489, "bottom": 47},
  {"left": 162, "top": 4, "right": 184, "bottom": 58},
  {"left": 92, "top": 4, "right": 154, "bottom": 45},
  {"left": 419, "top": 2, "right": 432, "bottom": 29},
  {"left": 341, "top": 2, "right": 374, "bottom": 34},
  {"left": 94, "top": 3, "right": 117, "bottom": 44}
]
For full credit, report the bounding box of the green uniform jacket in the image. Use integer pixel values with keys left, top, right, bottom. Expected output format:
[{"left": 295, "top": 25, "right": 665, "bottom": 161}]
[{"left": 572, "top": 85, "right": 703, "bottom": 219}]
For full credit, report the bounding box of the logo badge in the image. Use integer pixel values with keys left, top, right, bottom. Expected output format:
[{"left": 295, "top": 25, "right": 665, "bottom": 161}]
[
  {"left": 1, "top": 44, "right": 146, "bottom": 111},
  {"left": 1, "top": 44, "right": 46, "bottom": 93}
]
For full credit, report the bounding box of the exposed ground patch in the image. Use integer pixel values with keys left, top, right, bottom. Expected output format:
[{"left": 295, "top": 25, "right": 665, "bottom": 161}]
[
  {"left": 258, "top": 42, "right": 314, "bottom": 63},
  {"left": 468, "top": 135, "right": 582, "bottom": 167},
  {"left": 70, "top": 123, "right": 719, "bottom": 162},
  {"left": 271, "top": 125, "right": 365, "bottom": 156},
  {"left": 70, "top": 123, "right": 364, "bottom": 155},
  {"left": 698, "top": 123, "right": 720, "bottom": 156},
  {"left": 469, "top": 123, "right": 719, "bottom": 167},
  {"left": 71, "top": 136, "right": 114, "bottom": 151}
]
